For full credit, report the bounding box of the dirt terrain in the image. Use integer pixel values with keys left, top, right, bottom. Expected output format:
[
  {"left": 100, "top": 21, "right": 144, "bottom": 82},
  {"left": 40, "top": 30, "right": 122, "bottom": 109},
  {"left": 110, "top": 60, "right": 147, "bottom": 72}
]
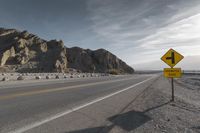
[
  {"left": 177, "top": 74, "right": 200, "bottom": 92},
  {"left": 107, "top": 75, "right": 200, "bottom": 133}
]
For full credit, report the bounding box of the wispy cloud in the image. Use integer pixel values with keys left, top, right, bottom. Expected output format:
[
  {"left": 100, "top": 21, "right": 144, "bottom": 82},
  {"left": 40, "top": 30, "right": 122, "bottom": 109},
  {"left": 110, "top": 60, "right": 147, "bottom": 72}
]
[
  {"left": 139, "top": 13, "right": 200, "bottom": 48},
  {"left": 87, "top": 0, "right": 200, "bottom": 64},
  {"left": 1, "top": 0, "right": 200, "bottom": 67}
]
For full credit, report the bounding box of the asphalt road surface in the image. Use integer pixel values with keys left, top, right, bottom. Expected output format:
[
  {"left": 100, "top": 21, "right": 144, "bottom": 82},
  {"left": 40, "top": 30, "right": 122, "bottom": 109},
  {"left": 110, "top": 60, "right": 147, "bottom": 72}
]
[{"left": 0, "top": 74, "right": 158, "bottom": 133}]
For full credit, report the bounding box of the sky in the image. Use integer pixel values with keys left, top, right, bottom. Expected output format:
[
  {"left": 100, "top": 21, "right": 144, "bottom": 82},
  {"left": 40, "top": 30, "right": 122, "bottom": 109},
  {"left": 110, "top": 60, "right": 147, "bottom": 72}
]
[{"left": 0, "top": 0, "right": 200, "bottom": 69}]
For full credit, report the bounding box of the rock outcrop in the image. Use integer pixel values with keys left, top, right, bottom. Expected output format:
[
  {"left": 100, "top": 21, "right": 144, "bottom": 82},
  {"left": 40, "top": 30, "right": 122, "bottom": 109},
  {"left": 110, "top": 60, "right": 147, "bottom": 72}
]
[
  {"left": 0, "top": 28, "right": 134, "bottom": 74},
  {"left": 66, "top": 47, "right": 134, "bottom": 74},
  {"left": 0, "top": 28, "right": 67, "bottom": 72}
]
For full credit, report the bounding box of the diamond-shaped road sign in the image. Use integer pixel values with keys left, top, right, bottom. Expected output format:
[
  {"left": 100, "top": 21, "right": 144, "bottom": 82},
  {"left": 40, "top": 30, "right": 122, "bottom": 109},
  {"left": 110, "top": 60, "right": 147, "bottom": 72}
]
[{"left": 161, "top": 49, "right": 184, "bottom": 68}]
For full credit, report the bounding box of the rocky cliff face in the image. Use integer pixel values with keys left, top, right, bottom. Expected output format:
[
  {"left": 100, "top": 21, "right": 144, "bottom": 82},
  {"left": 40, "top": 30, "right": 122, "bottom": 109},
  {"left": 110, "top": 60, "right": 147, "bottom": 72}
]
[
  {"left": 0, "top": 28, "right": 67, "bottom": 72},
  {"left": 66, "top": 47, "right": 134, "bottom": 74},
  {"left": 0, "top": 28, "right": 134, "bottom": 74}
]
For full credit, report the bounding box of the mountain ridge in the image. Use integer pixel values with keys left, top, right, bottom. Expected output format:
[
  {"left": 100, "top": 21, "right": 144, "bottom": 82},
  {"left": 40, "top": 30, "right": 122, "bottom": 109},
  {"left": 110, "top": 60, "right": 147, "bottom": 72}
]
[{"left": 0, "top": 28, "right": 134, "bottom": 74}]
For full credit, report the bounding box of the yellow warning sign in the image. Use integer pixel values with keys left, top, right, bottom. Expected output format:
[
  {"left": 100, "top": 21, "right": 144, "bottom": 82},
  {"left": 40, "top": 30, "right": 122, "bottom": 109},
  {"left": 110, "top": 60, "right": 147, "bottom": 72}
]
[
  {"left": 161, "top": 49, "right": 184, "bottom": 68},
  {"left": 164, "top": 68, "right": 182, "bottom": 78}
]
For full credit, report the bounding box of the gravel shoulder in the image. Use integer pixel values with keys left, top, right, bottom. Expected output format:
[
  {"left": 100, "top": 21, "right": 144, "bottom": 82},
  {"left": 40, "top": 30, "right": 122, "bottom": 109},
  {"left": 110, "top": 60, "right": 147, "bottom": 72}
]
[
  {"left": 176, "top": 74, "right": 200, "bottom": 91},
  {"left": 109, "top": 76, "right": 200, "bottom": 133}
]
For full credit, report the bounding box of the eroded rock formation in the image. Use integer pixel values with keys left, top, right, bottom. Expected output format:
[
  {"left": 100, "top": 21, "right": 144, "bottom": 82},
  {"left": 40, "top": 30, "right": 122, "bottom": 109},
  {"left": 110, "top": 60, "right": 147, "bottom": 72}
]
[
  {"left": 0, "top": 28, "right": 67, "bottom": 72},
  {"left": 0, "top": 28, "right": 134, "bottom": 74}
]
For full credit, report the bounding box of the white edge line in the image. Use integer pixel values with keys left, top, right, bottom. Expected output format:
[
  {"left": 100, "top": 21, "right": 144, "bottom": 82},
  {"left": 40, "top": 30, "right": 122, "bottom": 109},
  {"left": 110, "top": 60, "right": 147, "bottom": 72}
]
[{"left": 9, "top": 76, "right": 156, "bottom": 133}]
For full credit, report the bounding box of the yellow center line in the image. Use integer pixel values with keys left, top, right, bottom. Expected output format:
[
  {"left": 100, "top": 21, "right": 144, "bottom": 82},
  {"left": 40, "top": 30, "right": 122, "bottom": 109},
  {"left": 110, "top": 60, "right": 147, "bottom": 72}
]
[{"left": 0, "top": 77, "right": 140, "bottom": 100}]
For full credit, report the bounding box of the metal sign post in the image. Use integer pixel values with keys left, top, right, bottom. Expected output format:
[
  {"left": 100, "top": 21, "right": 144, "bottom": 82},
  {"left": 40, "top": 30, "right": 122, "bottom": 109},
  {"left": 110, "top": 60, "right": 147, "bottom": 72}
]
[
  {"left": 161, "top": 49, "right": 184, "bottom": 102},
  {"left": 171, "top": 77, "right": 174, "bottom": 101}
]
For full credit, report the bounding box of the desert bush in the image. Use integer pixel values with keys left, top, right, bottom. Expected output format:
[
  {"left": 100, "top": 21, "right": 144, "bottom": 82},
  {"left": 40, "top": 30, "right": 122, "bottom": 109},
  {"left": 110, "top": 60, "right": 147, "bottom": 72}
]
[{"left": 108, "top": 69, "right": 119, "bottom": 75}]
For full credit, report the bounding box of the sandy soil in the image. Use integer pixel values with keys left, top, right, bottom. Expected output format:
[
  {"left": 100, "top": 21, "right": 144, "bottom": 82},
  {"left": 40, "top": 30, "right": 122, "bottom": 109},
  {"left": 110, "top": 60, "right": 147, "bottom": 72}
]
[
  {"left": 177, "top": 74, "right": 200, "bottom": 91},
  {"left": 108, "top": 75, "right": 200, "bottom": 133}
]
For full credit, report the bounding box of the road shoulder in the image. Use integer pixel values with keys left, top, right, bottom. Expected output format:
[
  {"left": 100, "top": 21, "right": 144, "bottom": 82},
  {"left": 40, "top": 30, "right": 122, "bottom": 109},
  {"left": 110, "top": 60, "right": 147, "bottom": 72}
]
[{"left": 109, "top": 76, "right": 200, "bottom": 133}]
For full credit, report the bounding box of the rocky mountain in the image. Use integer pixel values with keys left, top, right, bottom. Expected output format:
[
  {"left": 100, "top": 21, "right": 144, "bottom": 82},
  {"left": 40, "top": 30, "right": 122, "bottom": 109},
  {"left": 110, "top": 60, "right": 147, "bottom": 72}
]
[
  {"left": 0, "top": 28, "right": 134, "bottom": 74},
  {"left": 0, "top": 28, "right": 67, "bottom": 73},
  {"left": 66, "top": 47, "right": 134, "bottom": 73}
]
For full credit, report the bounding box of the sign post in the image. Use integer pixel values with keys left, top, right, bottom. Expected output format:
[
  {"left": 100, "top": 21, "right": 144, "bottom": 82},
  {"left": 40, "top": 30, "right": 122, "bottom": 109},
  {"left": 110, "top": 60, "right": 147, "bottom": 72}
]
[
  {"left": 171, "top": 78, "right": 174, "bottom": 101},
  {"left": 161, "top": 49, "right": 184, "bottom": 101}
]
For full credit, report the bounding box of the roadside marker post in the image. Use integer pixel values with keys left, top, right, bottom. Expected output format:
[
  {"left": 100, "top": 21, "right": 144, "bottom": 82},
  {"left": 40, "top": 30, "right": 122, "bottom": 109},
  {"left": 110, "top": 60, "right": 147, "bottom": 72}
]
[{"left": 161, "top": 49, "right": 184, "bottom": 101}]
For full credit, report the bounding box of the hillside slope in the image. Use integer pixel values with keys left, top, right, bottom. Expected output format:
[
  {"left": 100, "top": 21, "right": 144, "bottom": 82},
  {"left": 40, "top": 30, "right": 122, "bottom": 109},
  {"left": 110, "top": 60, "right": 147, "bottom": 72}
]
[
  {"left": 0, "top": 28, "right": 67, "bottom": 72},
  {"left": 66, "top": 47, "right": 134, "bottom": 73},
  {"left": 0, "top": 28, "right": 134, "bottom": 73}
]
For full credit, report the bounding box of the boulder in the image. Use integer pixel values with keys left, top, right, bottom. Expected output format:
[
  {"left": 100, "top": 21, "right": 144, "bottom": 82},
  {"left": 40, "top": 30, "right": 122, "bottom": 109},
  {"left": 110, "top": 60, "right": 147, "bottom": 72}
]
[
  {"left": 55, "top": 75, "right": 60, "bottom": 79},
  {"left": 17, "top": 76, "right": 25, "bottom": 80},
  {"left": 46, "top": 75, "right": 50, "bottom": 79},
  {"left": 35, "top": 76, "right": 41, "bottom": 79},
  {"left": 2, "top": 77, "right": 9, "bottom": 81}
]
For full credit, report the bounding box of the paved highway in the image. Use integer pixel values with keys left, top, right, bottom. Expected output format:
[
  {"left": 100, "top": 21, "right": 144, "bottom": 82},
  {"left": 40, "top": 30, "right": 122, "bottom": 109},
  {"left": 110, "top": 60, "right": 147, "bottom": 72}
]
[{"left": 0, "top": 74, "right": 158, "bottom": 133}]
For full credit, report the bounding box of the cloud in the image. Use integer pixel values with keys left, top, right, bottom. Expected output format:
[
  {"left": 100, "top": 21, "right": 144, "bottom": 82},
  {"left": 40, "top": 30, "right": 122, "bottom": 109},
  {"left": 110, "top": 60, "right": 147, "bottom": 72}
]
[
  {"left": 87, "top": 0, "right": 200, "bottom": 65},
  {"left": 137, "top": 13, "right": 200, "bottom": 60},
  {"left": 1, "top": 0, "right": 200, "bottom": 68}
]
